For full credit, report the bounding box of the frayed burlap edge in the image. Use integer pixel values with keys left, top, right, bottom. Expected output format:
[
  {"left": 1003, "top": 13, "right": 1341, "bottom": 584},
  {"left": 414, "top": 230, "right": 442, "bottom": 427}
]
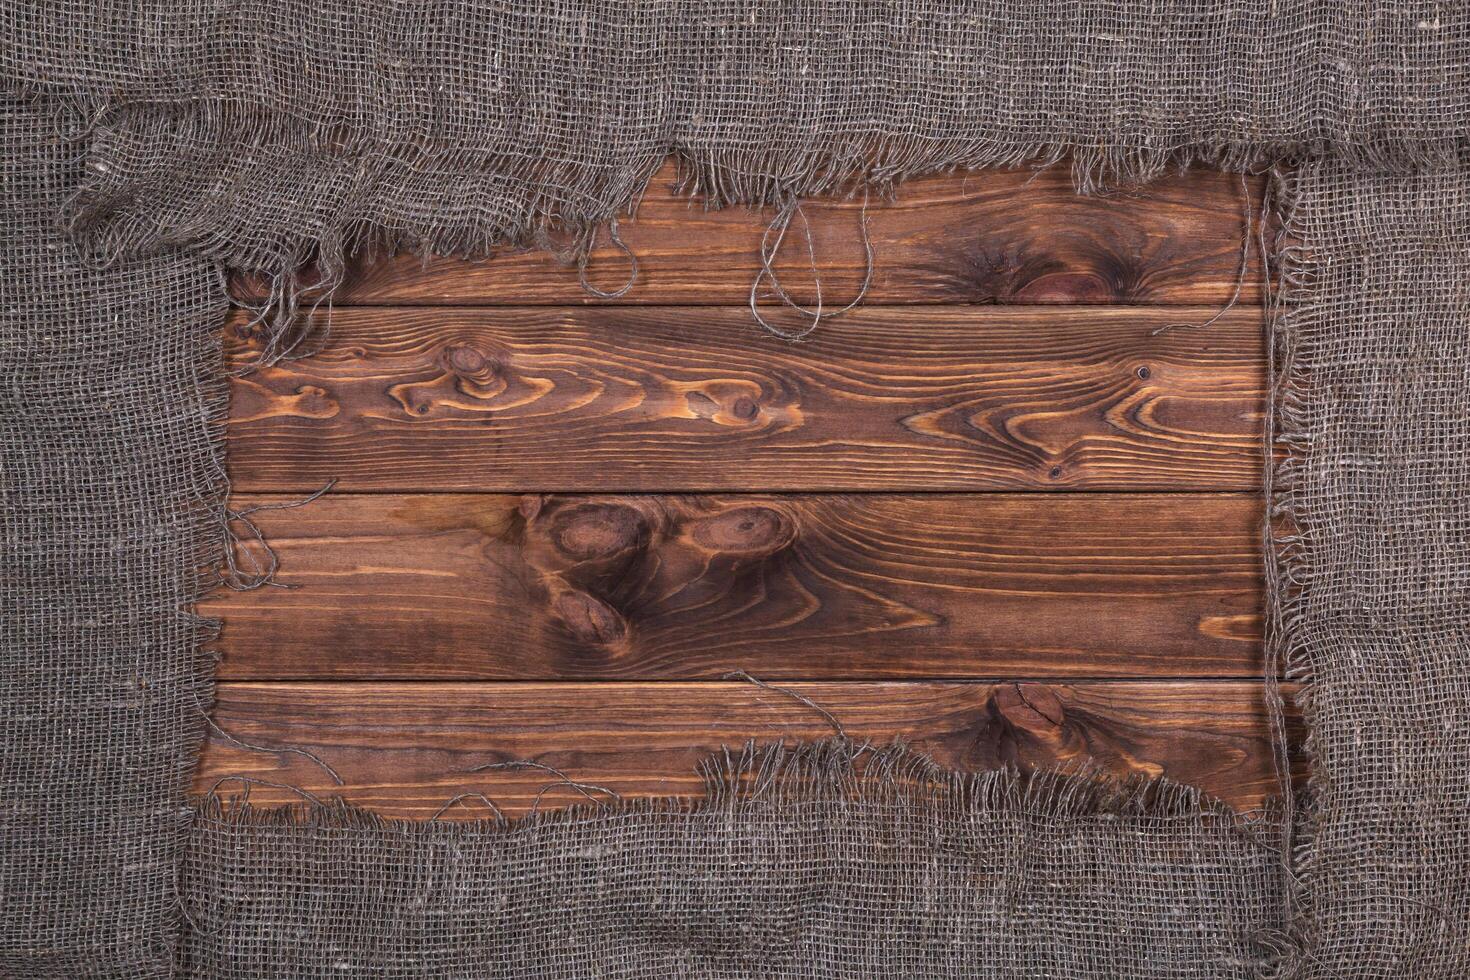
[{"left": 182, "top": 738, "right": 1287, "bottom": 978}]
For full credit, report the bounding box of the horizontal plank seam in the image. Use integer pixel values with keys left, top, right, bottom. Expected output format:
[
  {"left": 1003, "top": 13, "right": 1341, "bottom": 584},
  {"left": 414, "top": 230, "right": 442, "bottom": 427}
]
[
  {"left": 228, "top": 491, "right": 1265, "bottom": 500},
  {"left": 213, "top": 678, "right": 1288, "bottom": 688},
  {"left": 226, "top": 487, "right": 1268, "bottom": 496},
  {"left": 226, "top": 303, "right": 1265, "bottom": 316},
  {"left": 269, "top": 298, "right": 1268, "bottom": 310}
]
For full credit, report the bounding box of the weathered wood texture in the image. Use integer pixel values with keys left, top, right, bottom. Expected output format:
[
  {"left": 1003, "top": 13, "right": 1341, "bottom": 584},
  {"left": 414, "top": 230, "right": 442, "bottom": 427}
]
[
  {"left": 206, "top": 492, "right": 1262, "bottom": 680},
  {"left": 196, "top": 681, "right": 1299, "bottom": 817},
  {"left": 225, "top": 306, "right": 1264, "bottom": 493},
  {"left": 215, "top": 166, "right": 1277, "bottom": 818},
  {"left": 234, "top": 163, "right": 1262, "bottom": 308}
]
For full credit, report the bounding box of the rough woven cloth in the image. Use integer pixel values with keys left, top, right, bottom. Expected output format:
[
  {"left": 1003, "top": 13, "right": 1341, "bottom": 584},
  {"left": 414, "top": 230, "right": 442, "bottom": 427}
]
[
  {"left": 1271, "top": 157, "right": 1470, "bottom": 978},
  {"left": 4, "top": 2, "right": 1470, "bottom": 977},
  {"left": 54, "top": 0, "right": 1470, "bottom": 301},
  {"left": 0, "top": 98, "right": 227, "bottom": 977},
  {"left": 182, "top": 743, "right": 1284, "bottom": 979}
]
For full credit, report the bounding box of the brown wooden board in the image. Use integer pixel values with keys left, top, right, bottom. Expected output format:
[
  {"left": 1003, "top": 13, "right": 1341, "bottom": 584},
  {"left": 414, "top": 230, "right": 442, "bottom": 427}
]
[
  {"left": 233, "top": 163, "right": 1262, "bottom": 308},
  {"left": 207, "top": 492, "right": 1262, "bottom": 680},
  {"left": 215, "top": 163, "right": 1277, "bottom": 826},
  {"left": 196, "top": 681, "right": 1300, "bottom": 816},
  {"left": 225, "top": 306, "right": 1264, "bottom": 493}
]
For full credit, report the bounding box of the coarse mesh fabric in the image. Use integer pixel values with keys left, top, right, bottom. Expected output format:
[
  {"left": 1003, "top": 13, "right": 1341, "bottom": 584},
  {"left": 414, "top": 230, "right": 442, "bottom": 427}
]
[
  {"left": 0, "top": 97, "right": 227, "bottom": 977},
  {"left": 1270, "top": 157, "right": 1470, "bottom": 978},
  {"left": 4, "top": 2, "right": 1470, "bottom": 977},
  {"left": 56, "top": 0, "right": 1470, "bottom": 304},
  {"left": 181, "top": 742, "right": 1284, "bottom": 979}
]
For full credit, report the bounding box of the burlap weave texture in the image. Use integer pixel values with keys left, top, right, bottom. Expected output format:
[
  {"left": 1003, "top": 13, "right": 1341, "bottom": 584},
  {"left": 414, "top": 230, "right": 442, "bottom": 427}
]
[
  {"left": 0, "top": 98, "right": 227, "bottom": 978},
  {"left": 181, "top": 744, "right": 1284, "bottom": 979},
  {"left": 3, "top": 2, "right": 1470, "bottom": 977},
  {"left": 1273, "top": 157, "right": 1470, "bottom": 978}
]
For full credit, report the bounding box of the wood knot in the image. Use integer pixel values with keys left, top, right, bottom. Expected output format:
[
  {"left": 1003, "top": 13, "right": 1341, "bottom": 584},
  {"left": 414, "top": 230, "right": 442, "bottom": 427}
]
[
  {"left": 682, "top": 382, "right": 766, "bottom": 426},
  {"left": 553, "top": 590, "right": 627, "bottom": 646},
  {"left": 991, "top": 683, "right": 1066, "bottom": 739},
  {"left": 550, "top": 503, "right": 648, "bottom": 561},
  {"left": 689, "top": 505, "right": 794, "bottom": 556},
  {"left": 443, "top": 344, "right": 498, "bottom": 379},
  {"left": 964, "top": 244, "right": 1026, "bottom": 301},
  {"left": 1013, "top": 272, "right": 1112, "bottom": 303}
]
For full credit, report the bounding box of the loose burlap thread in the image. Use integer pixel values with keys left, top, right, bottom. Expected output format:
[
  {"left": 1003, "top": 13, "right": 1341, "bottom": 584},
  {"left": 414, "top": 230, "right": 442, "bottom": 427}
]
[{"left": 4, "top": 2, "right": 1470, "bottom": 977}]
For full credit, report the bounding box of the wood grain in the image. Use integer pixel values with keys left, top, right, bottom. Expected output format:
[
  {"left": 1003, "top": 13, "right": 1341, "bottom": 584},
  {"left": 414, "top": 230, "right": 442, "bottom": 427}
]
[
  {"left": 225, "top": 306, "right": 1265, "bottom": 492},
  {"left": 233, "top": 163, "right": 1262, "bottom": 308},
  {"left": 196, "top": 681, "right": 1300, "bottom": 817},
  {"left": 206, "top": 492, "right": 1263, "bottom": 680}
]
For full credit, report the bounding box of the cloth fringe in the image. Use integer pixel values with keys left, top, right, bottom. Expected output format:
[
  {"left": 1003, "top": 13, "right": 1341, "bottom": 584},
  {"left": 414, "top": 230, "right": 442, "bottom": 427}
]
[{"left": 183, "top": 739, "right": 1286, "bottom": 979}]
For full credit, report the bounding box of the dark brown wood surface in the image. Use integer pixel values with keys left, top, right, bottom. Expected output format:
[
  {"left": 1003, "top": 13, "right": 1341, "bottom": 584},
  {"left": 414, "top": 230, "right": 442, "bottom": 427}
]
[
  {"left": 207, "top": 165, "right": 1277, "bottom": 817},
  {"left": 196, "top": 681, "right": 1299, "bottom": 817},
  {"left": 225, "top": 306, "right": 1264, "bottom": 493},
  {"left": 234, "top": 163, "right": 1262, "bottom": 308},
  {"left": 205, "top": 492, "right": 1262, "bottom": 680}
]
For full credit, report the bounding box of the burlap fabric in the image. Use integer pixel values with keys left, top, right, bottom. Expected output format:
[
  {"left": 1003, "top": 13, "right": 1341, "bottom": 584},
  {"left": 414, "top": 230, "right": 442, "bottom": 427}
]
[
  {"left": 1271, "top": 157, "right": 1470, "bottom": 977},
  {"left": 0, "top": 98, "right": 226, "bottom": 977},
  {"left": 4, "top": 2, "right": 1470, "bottom": 977},
  {"left": 54, "top": 0, "right": 1470, "bottom": 304},
  {"left": 183, "top": 744, "right": 1283, "bottom": 979}
]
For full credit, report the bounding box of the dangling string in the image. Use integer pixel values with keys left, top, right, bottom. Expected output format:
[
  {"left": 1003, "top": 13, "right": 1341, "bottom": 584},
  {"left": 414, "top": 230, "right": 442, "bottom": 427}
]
[
  {"left": 192, "top": 690, "right": 344, "bottom": 785},
  {"left": 202, "top": 773, "right": 333, "bottom": 807},
  {"left": 749, "top": 191, "right": 874, "bottom": 341},
  {"left": 1151, "top": 170, "right": 1255, "bottom": 336},
  {"left": 724, "top": 669, "right": 848, "bottom": 742},
  {"left": 576, "top": 218, "right": 640, "bottom": 299},
  {"left": 231, "top": 265, "right": 339, "bottom": 374},
  {"left": 457, "top": 758, "right": 623, "bottom": 816},
  {"left": 430, "top": 792, "right": 507, "bottom": 822},
  {"left": 220, "top": 479, "right": 337, "bottom": 591},
  {"left": 220, "top": 504, "right": 275, "bottom": 591}
]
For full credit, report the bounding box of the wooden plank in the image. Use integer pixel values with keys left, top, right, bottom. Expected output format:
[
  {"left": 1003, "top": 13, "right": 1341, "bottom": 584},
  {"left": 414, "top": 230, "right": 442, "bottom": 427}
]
[
  {"left": 233, "top": 163, "right": 1262, "bottom": 308},
  {"left": 195, "top": 681, "right": 1299, "bottom": 817},
  {"left": 225, "top": 306, "right": 1265, "bottom": 492},
  {"left": 206, "top": 492, "right": 1263, "bottom": 681}
]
